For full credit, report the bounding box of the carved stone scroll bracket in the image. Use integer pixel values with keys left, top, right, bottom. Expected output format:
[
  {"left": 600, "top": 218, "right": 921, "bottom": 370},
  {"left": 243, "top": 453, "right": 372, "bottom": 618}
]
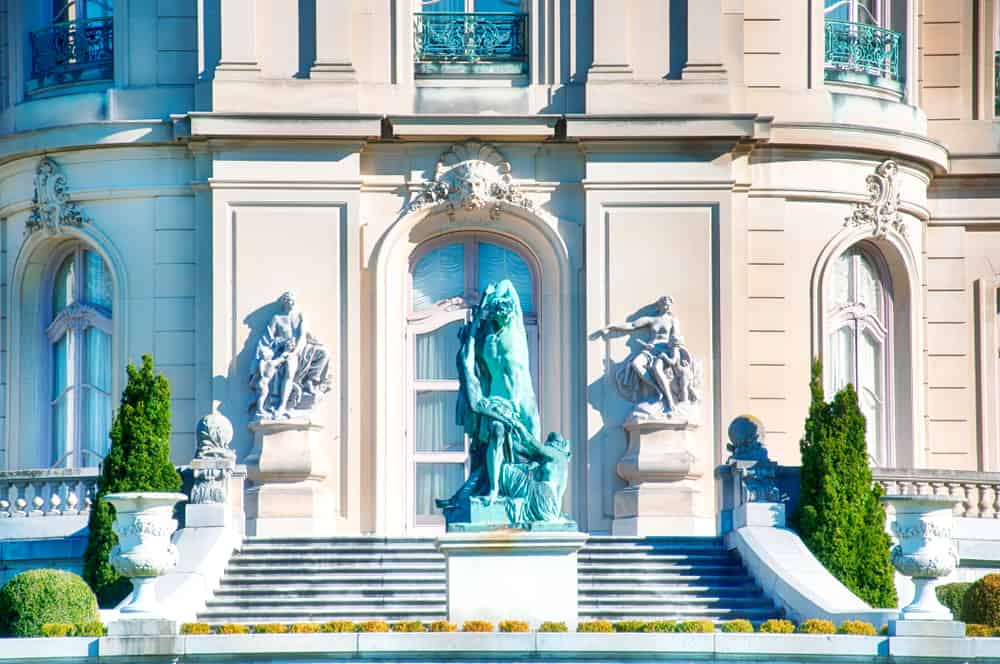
[
  {"left": 26, "top": 157, "right": 90, "bottom": 237},
  {"left": 845, "top": 159, "right": 907, "bottom": 239},
  {"left": 406, "top": 140, "right": 535, "bottom": 220}
]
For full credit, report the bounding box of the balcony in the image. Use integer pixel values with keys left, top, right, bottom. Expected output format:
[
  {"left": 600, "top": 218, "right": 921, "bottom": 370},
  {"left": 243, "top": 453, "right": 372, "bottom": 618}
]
[
  {"left": 27, "top": 17, "right": 113, "bottom": 95},
  {"left": 414, "top": 12, "right": 528, "bottom": 76},
  {"left": 824, "top": 19, "right": 903, "bottom": 95}
]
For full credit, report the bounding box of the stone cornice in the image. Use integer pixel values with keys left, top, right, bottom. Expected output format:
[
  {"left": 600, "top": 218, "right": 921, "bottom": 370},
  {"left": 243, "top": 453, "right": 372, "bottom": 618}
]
[
  {"left": 0, "top": 121, "right": 173, "bottom": 165},
  {"left": 173, "top": 113, "right": 383, "bottom": 141}
]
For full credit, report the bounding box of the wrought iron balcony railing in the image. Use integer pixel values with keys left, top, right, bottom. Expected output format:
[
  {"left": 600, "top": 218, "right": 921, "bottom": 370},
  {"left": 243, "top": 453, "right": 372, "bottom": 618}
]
[
  {"left": 28, "top": 16, "right": 113, "bottom": 89},
  {"left": 824, "top": 18, "right": 902, "bottom": 85},
  {"left": 414, "top": 12, "right": 528, "bottom": 75}
]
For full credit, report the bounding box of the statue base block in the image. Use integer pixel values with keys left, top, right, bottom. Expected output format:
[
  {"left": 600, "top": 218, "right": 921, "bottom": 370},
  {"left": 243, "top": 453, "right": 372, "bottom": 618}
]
[
  {"left": 445, "top": 496, "right": 578, "bottom": 532},
  {"left": 436, "top": 531, "right": 588, "bottom": 628},
  {"left": 612, "top": 481, "right": 714, "bottom": 536},
  {"left": 245, "top": 419, "right": 337, "bottom": 536}
]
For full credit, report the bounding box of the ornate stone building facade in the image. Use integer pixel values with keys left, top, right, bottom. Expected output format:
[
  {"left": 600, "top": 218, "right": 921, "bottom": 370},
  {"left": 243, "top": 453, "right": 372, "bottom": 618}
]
[{"left": 0, "top": 1, "right": 999, "bottom": 551}]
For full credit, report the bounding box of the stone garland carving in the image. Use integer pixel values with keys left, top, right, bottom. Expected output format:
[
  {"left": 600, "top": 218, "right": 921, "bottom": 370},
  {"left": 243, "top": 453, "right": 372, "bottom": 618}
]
[
  {"left": 845, "top": 159, "right": 906, "bottom": 238},
  {"left": 407, "top": 141, "right": 534, "bottom": 220},
  {"left": 592, "top": 296, "right": 701, "bottom": 424},
  {"left": 26, "top": 157, "right": 89, "bottom": 236},
  {"left": 726, "top": 415, "right": 781, "bottom": 504},
  {"left": 249, "top": 291, "right": 332, "bottom": 420}
]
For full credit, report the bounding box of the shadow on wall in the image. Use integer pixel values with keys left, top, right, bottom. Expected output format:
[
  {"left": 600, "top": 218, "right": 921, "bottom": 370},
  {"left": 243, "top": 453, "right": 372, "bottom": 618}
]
[
  {"left": 584, "top": 303, "right": 664, "bottom": 530},
  {"left": 668, "top": 0, "right": 688, "bottom": 80},
  {"left": 210, "top": 298, "right": 284, "bottom": 462}
]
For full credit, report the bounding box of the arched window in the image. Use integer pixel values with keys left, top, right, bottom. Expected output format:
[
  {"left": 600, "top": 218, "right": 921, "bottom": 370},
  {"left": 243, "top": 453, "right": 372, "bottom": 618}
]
[
  {"left": 407, "top": 234, "right": 538, "bottom": 529},
  {"left": 824, "top": 243, "right": 892, "bottom": 464},
  {"left": 47, "top": 246, "right": 113, "bottom": 468}
]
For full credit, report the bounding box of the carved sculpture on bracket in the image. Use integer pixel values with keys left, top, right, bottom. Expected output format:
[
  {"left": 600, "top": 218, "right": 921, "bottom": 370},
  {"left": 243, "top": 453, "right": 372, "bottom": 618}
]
[
  {"left": 407, "top": 141, "right": 534, "bottom": 220},
  {"left": 26, "top": 157, "right": 89, "bottom": 236},
  {"left": 592, "top": 295, "right": 702, "bottom": 424},
  {"left": 845, "top": 159, "right": 906, "bottom": 238}
]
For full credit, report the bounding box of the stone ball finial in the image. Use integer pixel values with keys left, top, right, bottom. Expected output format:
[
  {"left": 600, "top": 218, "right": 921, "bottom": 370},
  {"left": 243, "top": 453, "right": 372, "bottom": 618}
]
[
  {"left": 727, "top": 414, "right": 768, "bottom": 462},
  {"left": 195, "top": 407, "right": 235, "bottom": 461}
]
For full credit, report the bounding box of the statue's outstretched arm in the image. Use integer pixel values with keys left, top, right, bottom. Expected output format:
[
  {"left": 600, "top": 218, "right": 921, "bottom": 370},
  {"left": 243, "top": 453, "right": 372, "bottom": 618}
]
[{"left": 597, "top": 315, "right": 656, "bottom": 337}]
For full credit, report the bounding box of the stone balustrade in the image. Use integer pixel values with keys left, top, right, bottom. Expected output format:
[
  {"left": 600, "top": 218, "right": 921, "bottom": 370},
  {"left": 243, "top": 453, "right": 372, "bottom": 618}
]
[
  {"left": 0, "top": 468, "right": 98, "bottom": 519},
  {"left": 873, "top": 468, "right": 1000, "bottom": 519}
]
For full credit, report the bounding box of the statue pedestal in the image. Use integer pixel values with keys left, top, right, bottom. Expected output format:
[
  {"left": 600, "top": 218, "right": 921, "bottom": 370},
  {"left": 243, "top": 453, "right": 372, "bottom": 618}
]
[
  {"left": 436, "top": 531, "right": 588, "bottom": 628},
  {"left": 612, "top": 420, "right": 712, "bottom": 536},
  {"left": 244, "top": 419, "right": 336, "bottom": 537}
]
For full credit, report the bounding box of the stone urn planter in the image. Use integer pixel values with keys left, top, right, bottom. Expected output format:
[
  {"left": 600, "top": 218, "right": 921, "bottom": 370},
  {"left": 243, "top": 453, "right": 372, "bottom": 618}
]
[
  {"left": 882, "top": 494, "right": 961, "bottom": 620},
  {"left": 105, "top": 492, "right": 188, "bottom": 616}
]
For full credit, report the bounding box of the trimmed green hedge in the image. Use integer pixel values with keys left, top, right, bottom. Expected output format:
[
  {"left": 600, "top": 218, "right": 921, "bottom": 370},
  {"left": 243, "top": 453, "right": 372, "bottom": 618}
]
[
  {"left": 964, "top": 574, "right": 1000, "bottom": 626},
  {"left": 0, "top": 570, "right": 100, "bottom": 637},
  {"left": 83, "top": 355, "right": 182, "bottom": 607},
  {"left": 936, "top": 582, "right": 971, "bottom": 621},
  {"left": 792, "top": 361, "right": 897, "bottom": 608}
]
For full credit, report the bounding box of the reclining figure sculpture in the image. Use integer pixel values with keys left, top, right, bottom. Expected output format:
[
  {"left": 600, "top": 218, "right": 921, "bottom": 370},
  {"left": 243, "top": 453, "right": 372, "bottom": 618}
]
[{"left": 436, "top": 279, "right": 576, "bottom": 531}]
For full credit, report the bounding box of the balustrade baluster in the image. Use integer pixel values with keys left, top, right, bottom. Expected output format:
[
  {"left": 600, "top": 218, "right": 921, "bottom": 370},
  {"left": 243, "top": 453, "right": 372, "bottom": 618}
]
[
  {"left": 947, "top": 482, "right": 963, "bottom": 516},
  {"left": 979, "top": 483, "right": 992, "bottom": 518},
  {"left": 963, "top": 483, "right": 977, "bottom": 517}
]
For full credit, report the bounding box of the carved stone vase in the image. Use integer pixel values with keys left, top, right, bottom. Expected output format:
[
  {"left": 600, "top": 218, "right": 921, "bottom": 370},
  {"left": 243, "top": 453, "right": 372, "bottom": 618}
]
[
  {"left": 105, "top": 492, "right": 188, "bottom": 616},
  {"left": 882, "top": 495, "right": 961, "bottom": 620}
]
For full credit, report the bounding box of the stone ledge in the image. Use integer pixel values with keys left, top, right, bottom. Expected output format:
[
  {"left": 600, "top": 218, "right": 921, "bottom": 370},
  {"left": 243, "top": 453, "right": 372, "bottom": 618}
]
[{"left": 3, "top": 632, "right": 1000, "bottom": 661}]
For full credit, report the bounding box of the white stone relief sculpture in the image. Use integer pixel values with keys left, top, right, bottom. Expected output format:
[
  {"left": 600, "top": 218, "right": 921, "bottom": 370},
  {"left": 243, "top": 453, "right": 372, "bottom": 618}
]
[
  {"left": 26, "top": 157, "right": 89, "bottom": 236},
  {"left": 407, "top": 140, "right": 534, "bottom": 220},
  {"left": 845, "top": 159, "right": 906, "bottom": 238},
  {"left": 593, "top": 296, "right": 702, "bottom": 423},
  {"left": 249, "top": 291, "right": 332, "bottom": 420}
]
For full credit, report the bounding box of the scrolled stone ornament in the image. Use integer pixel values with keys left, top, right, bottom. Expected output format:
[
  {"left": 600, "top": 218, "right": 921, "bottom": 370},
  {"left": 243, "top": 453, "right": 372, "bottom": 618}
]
[
  {"left": 882, "top": 494, "right": 962, "bottom": 620},
  {"left": 105, "top": 492, "right": 188, "bottom": 616}
]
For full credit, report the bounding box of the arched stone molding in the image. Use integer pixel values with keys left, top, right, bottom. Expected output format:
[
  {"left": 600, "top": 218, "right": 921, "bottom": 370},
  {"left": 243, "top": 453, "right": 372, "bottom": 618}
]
[
  {"left": 369, "top": 199, "right": 578, "bottom": 535},
  {"left": 5, "top": 222, "right": 128, "bottom": 470},
  {"left": 810, "top": 220, "right": 922, "bottom": 469}
]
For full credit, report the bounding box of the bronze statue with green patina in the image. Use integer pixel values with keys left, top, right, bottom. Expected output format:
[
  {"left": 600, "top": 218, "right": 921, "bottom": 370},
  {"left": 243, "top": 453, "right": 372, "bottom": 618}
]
[{"left": 436, "top": 279, "right": 576, "bottom": 531}]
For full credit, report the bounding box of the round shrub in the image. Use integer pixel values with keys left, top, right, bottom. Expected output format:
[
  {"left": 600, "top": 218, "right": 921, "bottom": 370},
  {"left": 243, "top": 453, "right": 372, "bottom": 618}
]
[
  {"left": 676, "top": 620, "right": 714, "bottom": 633},
  {"left": 290, "top": 623, "right": 321, "bottom": 633},
  {"left": 577, "top": 620, "right": 613, "bottom": 633},
  {"left": 936, "top": 582, "right": 972, "bottom": 621},
  {"left": 321, "top": 621, "right": 355, "bottom": 633},
  {"left": 798, "top": 619, "right": 835, "bottom": 634},
  {"left": 612, "top": 620, "right": 646, "bottom": 633},
  {"left": 538, "top": 621, "right": 567, "bottom": 633},
  {"left": 967, "top": 623, "right": 993, "bottom": 637},
  {"left": 252, "top": 623, "right": 288, "bottom": 634},
  {"left": 41, "top": 623, "right": 75, "bottom": 638},
  {"left": 721, "top": 619, "right": 753, "bottom": 633},
  {"left": 391, "top": 621, "right": 426, "bottom": 633},
  {"left": 964, "top": 574, "right": 1000, "bottom": 626},
  {"left": 838, "top": 620, "right": 876, "bottom": 636},
  {"left": 216, "top": 623, "right": 250, "bottom": 634},
  {"left": 462, "top": 620, "right": 494, "bottom": 632},
  {"left": 428, "top": 620, "right": 457, "bottom": 632},
  {"left": 499, "top": 620, "right": 529, "bottom": 633},
  {"left": 358, "top": 620, "right": 389, "bottom": 633},
  {"left": 180, "top": 622, "right": 211, "bottom": 635},
  {"left": 0, "top": 569, "right": 100, "bottom": 637},
  {"left": 643, "top": 620, "right": 677, "bottom": 633},
  {"left": 759, "top": 619, "right": 795, "bottom": 634}
]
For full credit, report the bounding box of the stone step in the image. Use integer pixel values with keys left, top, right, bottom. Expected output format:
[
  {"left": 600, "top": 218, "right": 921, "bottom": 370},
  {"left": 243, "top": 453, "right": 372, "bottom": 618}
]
[
  {"left": 198, "top": 608, "right": 447, "bottom": 623},
  {"left": 224, "top": 563, "right": 446, "bottom": 575},
  {"left": 237, "top": 545, "right": 442, "bottom": 556},
  {"left": 206, "top": 594, "right": 446, "bottom": 607},
  {"left": 579, "top": 594, "right": 773, "bottom": 607},
  {"left": 228, "top": 554, "right": 445, "bottom": 565},
  {"left": 579, "top": 606, "right": 779, "bottom": 620},
  {"left": 214, "top": 583, "right": 445, "bottom": 595},
  {"left": 578, "top": 583, "right": 761, "bottom": 596},
  {"left": 578, "top": 552, "right": 735, "bottom": 563},
  {"left": 578, "top": 562, "right": 741, "bottom": 573}
]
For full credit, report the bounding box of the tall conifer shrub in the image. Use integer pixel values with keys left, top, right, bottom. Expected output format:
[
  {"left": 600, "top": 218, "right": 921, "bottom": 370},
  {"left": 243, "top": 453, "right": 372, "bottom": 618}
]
[
  {"left": 792, "top": 361, "right": 896, "bottom": 608},
  {"left": 82, "top": 355, "right": 181, "bottom": 607}
]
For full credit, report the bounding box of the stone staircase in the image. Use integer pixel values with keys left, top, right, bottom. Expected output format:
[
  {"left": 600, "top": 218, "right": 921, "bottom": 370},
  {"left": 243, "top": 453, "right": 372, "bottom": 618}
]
[
  {"left": 198, "top": 535, "right": 780, "bottom": 625},
  {"left": 578, "top": 537, "right": 782, "bottom": 623},
  {"left": 197, "top": 537, "right": 448, "bottom": 625}
]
